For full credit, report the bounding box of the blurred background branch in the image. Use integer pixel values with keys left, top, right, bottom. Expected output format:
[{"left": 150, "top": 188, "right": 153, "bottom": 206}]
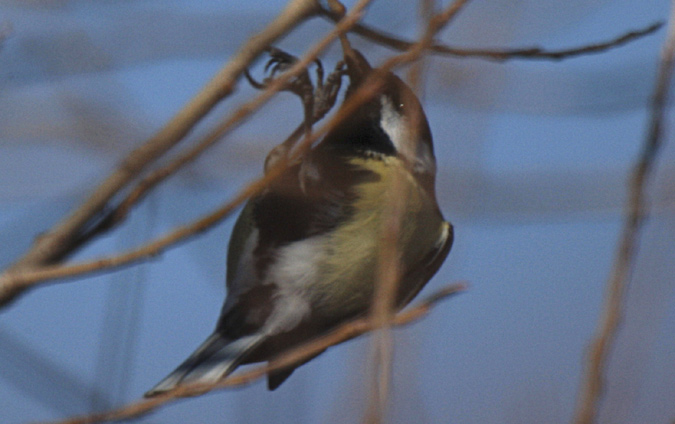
[
  {"left": 318, "top": 4, "right": 662, "bottom": 61},
  {"left": 573, "top": 1, "right": 675, "bottom": 422}
]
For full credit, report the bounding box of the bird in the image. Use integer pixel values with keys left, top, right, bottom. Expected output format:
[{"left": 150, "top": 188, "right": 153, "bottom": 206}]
[{"left": 145, "top": 41, "right": 453, "bottom": 396}]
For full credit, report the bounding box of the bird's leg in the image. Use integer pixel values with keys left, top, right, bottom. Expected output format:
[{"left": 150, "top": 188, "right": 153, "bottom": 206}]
[
  {"left": 245, "top": 48, "right": 345, "bottom": 173},
  {"left": 245, "top": 48, "right": 314, "bottom": 172},
  {"left": 312, "top": 60, "right": 345, "bottom": 123}
]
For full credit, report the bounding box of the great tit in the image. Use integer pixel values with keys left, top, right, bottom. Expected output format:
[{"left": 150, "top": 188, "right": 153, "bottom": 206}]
[{"left": 146, "top": 43, "right": 453, "bottom": 396}]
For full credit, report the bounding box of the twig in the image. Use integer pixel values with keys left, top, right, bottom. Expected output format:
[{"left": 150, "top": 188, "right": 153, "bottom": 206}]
[
  {"left": 572, "top": 3, "right": 675, "bottom": 424},
  {"left": 34, "top": 283, "right": 467, "bottom": 424},
  {"left": 0, "top": 0, "right": 322, "bottom": 307},
  {"left": 319, "top": 6, "right": 662, "bottom": 62},
  {"left": 362, "top": 1, "right": 470, "bottom": 423},
  {"left": 443, "top": 22, "right": 662, "bottom": 61}
]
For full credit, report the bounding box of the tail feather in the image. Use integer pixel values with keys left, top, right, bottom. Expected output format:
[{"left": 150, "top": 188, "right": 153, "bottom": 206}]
[{"left": 145, "top": 332, "right": 265, "bottom": 397}]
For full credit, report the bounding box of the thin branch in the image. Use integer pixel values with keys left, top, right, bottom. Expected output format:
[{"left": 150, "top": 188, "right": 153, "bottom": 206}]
[
  {"left": 363, "top": 1, "right": 470, "bottom": 422},
  {"left": 572, "top": 3, "right": 675, "bottom": 424},
  {"left": 0, "top": 0, "right": 322, "bottom": 307},
  {"left": 319, "top": 6, "right": 662, "bottom": 62},
  {"left": 445, "top": 22, "right": 662, "bottom": 61},
  {"left": 35, "top": 283, "right": 467, "bottom": 424}
]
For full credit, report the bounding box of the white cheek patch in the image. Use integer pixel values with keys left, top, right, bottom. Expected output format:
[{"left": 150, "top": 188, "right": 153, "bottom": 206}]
[
  {"left": 379, "top": 96, "right": 436, "bottom": 175},
  {"left": 379, "top": 96, "right": 411, "bottom": 155}
]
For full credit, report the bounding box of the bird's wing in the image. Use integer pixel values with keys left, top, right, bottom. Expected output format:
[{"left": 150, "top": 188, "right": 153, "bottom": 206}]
[{"left": 225, "top": 156, "right": 358, "bottom": 293}]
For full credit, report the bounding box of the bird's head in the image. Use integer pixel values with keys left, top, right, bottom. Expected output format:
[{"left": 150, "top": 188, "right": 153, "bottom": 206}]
[{"left": 322, "top": 45, "right": 437, "bottom": 183}]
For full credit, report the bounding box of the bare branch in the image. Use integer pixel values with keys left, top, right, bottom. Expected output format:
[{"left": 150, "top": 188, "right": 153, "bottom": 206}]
[
  {"left": 319, "top": 6, "right": 662, "bottom": 62},
  {"left": 35, "top": 284, "right": 467, "bottom": 424},
  {"left": 572, "top": 3, "right": 675, "bottom": 424},
  {"left": 0, "top": 0, "right": 322, "bottom": 307},
  {"left": 363, "top": 1, "right": 469, "bottom": 422},
  {"left": 448, "top": 22, "right": 663, "bottom": 61}
]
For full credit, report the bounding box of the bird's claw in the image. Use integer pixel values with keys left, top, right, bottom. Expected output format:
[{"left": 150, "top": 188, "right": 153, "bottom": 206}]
[
  {"left": 264, "top": 47, "right": 302, "bottom": 78},
  {"left": 245, "top": 47, "right": 317, "bottom": 98}
]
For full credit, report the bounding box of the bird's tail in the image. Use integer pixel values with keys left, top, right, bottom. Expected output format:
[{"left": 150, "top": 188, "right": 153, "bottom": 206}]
[{"left": 144, "top": 332, "right": 266, "bottom": 397}]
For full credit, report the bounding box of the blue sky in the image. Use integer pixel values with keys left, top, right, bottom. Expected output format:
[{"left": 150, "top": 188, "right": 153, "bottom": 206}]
[{"left": 1, "top": 1, "right": 673, "bottom": 423}]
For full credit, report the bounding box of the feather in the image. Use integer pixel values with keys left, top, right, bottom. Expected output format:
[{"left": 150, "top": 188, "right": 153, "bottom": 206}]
[{"left": 144, "top": 333, "right": 266, "bottom": 397}]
